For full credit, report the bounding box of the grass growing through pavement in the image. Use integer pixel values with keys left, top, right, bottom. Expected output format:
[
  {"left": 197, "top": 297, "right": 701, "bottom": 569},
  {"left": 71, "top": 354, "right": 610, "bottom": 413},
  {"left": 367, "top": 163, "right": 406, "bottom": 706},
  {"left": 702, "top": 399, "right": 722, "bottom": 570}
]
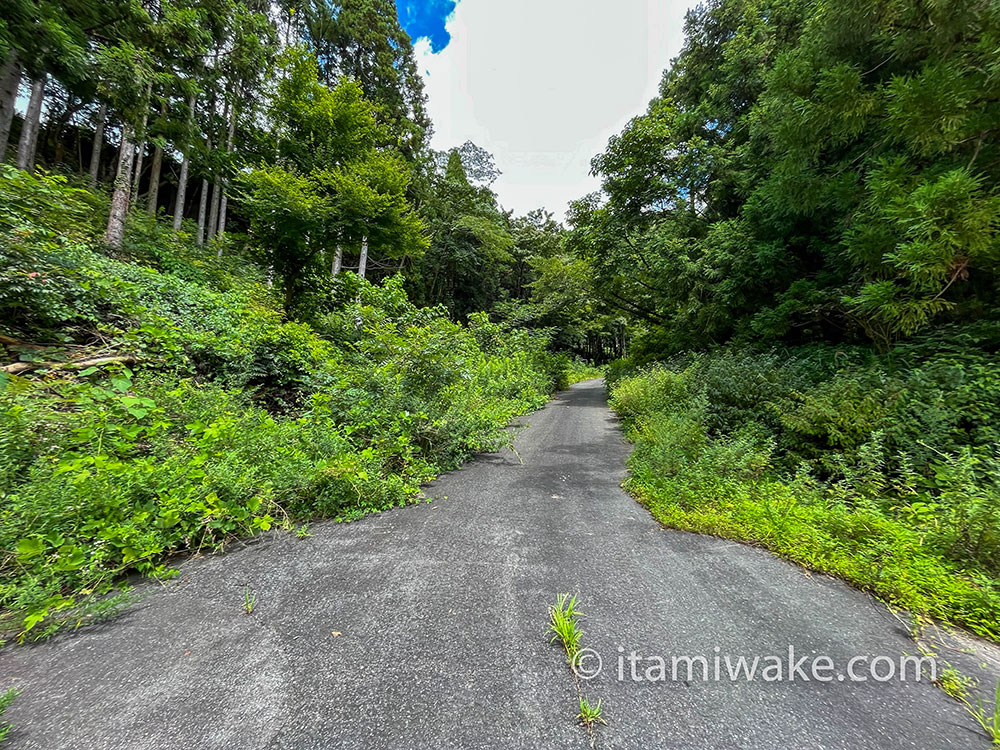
[
  {"left": 547, "top": 594, "right": 606, "bottom": 745},
  {"left": 548, "top": 593, "right": 584, "bottom": 667},
  {"left": 243, "top": 587, "right": 257, "bottom": 615},
  {"left": 960, "top": 681, "right": 1000, "bottom": 746},
  {"left": 577, "top": 696, "right": 607, "bottom": 730},
  {"left": 0, "top": 688, "right": 19, "bottom": 743}
]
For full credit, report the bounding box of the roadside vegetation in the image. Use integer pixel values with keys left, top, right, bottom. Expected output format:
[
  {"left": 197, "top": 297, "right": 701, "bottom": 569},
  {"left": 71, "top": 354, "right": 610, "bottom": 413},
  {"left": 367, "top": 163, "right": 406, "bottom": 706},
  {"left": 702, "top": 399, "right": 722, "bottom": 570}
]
[
  {"left": 0, "top": 168, "right": 565, "bottom": 642},
  {"left": 609, "top": 347, "right": 1000, "bottom": 639},
  {"left": 585, "top": 0, "right": 1000, "bottom": 644},
  {"left": 1, "top": 0, "right": 619, "bottom": 646},
  {"left": 965, "top": 681, "right": 1000, "bottom": 745}
]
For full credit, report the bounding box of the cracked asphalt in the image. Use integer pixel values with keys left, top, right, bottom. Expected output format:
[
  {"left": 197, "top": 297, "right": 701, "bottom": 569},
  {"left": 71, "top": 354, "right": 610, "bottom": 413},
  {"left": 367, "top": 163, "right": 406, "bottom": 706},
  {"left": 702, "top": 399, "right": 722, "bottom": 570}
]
[{"left": 1, "top": 379, "right": 996, "bottom": 749}]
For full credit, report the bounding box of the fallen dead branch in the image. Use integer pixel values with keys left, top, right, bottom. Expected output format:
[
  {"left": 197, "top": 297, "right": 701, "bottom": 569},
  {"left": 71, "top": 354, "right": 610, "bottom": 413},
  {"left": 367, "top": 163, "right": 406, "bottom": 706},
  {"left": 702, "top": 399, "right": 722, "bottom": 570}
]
[{"left": 1, "top": 355, "right": 140, "bottom": 376}]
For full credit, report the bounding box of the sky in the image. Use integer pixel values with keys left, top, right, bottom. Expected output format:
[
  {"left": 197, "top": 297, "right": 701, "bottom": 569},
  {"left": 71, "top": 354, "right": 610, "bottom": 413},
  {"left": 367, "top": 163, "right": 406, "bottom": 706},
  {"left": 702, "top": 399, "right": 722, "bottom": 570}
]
[{"left": 397, "top": 0, "right": 697, "bottom": 221}]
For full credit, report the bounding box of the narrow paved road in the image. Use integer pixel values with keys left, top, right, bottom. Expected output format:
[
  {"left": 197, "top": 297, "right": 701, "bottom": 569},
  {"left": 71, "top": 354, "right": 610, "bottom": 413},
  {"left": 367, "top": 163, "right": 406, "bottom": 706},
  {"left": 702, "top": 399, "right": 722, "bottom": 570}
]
[{"left": 1, "top": 380, "right": 993, "bottom": 748}]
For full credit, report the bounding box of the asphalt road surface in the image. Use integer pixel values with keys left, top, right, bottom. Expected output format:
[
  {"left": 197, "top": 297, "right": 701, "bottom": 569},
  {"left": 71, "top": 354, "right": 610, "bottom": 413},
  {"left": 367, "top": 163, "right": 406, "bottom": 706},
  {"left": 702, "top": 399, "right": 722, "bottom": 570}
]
[{"left": 1, "top": 379, "right": 995, "bottom": 749}]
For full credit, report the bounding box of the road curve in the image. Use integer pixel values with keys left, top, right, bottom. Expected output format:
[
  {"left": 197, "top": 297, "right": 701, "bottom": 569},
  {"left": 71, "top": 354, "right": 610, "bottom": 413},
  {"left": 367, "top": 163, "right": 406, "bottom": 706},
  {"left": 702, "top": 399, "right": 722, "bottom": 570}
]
[{"left": 0, "top": 379, "right": 990, "bottom": 749}]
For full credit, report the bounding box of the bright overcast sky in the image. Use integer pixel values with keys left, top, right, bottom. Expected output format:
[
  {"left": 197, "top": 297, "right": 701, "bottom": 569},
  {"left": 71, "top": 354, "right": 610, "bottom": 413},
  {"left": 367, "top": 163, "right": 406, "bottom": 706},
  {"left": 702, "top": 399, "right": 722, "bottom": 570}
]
[{"left": 404, "top": 0, "right": 696, "bottom": 221}]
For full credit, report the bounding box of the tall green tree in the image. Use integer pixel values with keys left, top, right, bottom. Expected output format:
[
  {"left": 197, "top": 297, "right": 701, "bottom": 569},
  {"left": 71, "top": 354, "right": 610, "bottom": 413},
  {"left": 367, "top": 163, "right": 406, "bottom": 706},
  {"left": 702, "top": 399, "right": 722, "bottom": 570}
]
[
  {"left": 410, "top": 148, "right": 514, "bottom": 318},
  {"left": 582, "top": 0, "right": 1000, "bottom": 353},
  {"left": 301, "top": 0, "right": 430, "bottom": 158},
  {"left": 242, "top": 49, "right": 425, "bottom": 310}
]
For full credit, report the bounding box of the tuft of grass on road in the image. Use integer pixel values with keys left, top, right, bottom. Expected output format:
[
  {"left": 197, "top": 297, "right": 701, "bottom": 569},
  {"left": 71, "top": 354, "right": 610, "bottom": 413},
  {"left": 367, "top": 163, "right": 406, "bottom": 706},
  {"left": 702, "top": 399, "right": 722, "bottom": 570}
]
[
  {"left": 547, "top": 594, "right": 607, "bottom": 745},
  {"left": 577, "top": 696, "right": 607, "bottom": 730},
  {"left": 0, "top": 688, "right": 20, "bottom": 743},
  {"left": 549, "top": 593, "right": 585, "bottom": 667}
]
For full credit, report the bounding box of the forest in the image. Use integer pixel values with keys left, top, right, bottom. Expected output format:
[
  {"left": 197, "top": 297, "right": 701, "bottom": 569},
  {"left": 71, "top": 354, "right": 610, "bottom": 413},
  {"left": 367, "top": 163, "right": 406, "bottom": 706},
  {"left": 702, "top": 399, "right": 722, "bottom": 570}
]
[{"left": 1, "top": 0, "right": 999, "bottom": 667}]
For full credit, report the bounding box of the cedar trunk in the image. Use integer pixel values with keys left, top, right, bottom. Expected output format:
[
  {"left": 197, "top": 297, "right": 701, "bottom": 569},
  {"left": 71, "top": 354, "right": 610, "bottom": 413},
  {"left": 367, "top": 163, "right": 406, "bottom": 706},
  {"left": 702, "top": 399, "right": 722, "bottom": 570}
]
[
  {"left": 358, "top": 236, "right": 369, "bottom": 279},
  {"left": 172, "top": 94, "right": 196, "bottom": 230},
  {"left": 147, "top": 145, "right": 163, "bottom": 216},
  {"left": 16, "top": 75, "right": 46, "bottom": 171},
  {"left": 105, "top": 124, "right": 136, "bottom": 250},
  {"left": 130, "top": 84, "right": 152, "bottom": 205},
  {"left": 88, "top": 103, "right": 108, "bottom": 185},
  {"left": 130, "top": 140, "right": 146, "bottom": 205},
  {"left": 332, "top": 245, "right": 343, "bottom": 277},
  {"left": 0, "top": 54, "right": 22, "bottom": 161},
  {"left": 196, "top": 179, "right": 210, "bottom": 245},
  {"left": 216, "top": 101, "right": 237, "bottom": 253}
]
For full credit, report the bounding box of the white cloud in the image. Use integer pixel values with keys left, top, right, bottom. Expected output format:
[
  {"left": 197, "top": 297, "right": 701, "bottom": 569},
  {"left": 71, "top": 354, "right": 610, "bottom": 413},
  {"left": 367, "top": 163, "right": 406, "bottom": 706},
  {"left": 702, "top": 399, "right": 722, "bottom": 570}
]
[{"left": 414, "top": 0, "right": 696, "bottom": 221}]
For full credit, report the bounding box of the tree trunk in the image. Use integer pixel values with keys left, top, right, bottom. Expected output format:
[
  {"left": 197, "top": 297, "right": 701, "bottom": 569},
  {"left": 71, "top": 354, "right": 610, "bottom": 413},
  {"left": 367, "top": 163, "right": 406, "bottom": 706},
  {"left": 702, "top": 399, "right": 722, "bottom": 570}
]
[
  {"left": 88, "top": 102, "right": 108, "bottom": 185},
  {"left": 217, "top": 192, "right": 229, "bottom": 248},
  {"left": 51, "top": 93, "right": 72, "bottom": 165},
  {"left": 197, "top": 179, "right": 210, "bottom": 245},
  {"left": 0, "top": 54, "right": 22, "bottom": 161},
  {"left": 171, "top": 149, "right": 188, "bottom": 227},
  {"left": 207, "top": 98, "right": 228, "bottom": 247},
  {"left": 332, "top": 245, "right": 343, "bottom": 277},
  {"left": 199, "top": 74, "right": 217, "bottom": 246},
  {"left": 105, "top": 124, "right": 136, "bottom": 250},
  {"left": 215, "top": 101, "right": 237, "bottom": 253},
  {"left": 207, "top": 178, "right": 220, "bottom": 245},
  {"left": 16, "top": 74, "right": 46, "bottom": 171},
  {"left": 147, "top": 145, "right": 163, "bottom": 216},
  {"left": 130, "top": 84, "right": 152, "bottom": 206},
  {"left": 130, "top": 140, "right": 146, "bottom": 205},
  {"left": 172, "top": 94, "right": 196, "bottom": 229},
  {"left": 358, "top": 236, "right": 369, "bottom": 279}
]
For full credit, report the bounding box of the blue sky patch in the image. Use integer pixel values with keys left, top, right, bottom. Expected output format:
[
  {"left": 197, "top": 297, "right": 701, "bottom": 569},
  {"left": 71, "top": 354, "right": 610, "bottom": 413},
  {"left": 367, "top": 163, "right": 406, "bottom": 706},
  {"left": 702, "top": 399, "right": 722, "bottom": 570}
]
[{"left": 397, "top": 0, "right": 457, "bottom": 53}]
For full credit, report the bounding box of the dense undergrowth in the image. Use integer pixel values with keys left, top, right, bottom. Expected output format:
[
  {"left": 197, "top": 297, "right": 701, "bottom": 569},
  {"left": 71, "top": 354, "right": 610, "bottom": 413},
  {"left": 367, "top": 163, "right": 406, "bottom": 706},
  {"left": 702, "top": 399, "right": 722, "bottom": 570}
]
[
  {"left": 609, "top": 342, "right": 1000, "bottom": 640},
  {"left": 564, "top": 360, "right": 604, "bottom": 386},
  {"left": 0, "top": 167, "right": 568, "bottom": 643}
]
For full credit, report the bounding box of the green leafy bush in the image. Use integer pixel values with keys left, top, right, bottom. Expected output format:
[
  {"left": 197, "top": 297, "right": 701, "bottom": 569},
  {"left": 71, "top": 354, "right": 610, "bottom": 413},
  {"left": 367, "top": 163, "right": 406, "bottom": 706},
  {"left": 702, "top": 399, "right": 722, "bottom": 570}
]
[
  {"left": 611, "top": 345, "right": 1000, "bottom": 639},
  {"left": 564, "top": 358, "right": 605, "bottom": 386},
  {"left": 0, "top": 168, "right": 564, "bottom": 642}
]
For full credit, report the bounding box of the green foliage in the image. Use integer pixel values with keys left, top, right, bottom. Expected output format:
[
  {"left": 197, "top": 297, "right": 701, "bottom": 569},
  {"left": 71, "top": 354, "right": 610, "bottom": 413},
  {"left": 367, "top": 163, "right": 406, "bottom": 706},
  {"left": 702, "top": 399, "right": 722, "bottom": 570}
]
[
  {"left": 577, "top": 696, "right": 607, "bottom": 729},
  {"left": 409, "top": 148, "right": 515, "bottom": 320},
  {"left": 0, "top": 168, "right": 563, "bottom": 642},
  {"left": 0, "top": 687, "right": 19, "bottom": 743},
  {"left": 960, "top": 680, "right": 1000, "bottom": 746},
  {"left": 548, "top": 593, "right": 585, "bottom": 666},
  {"left": 578, "top": 0, "right": 1000, "bottom": 350},
  {"left": 607, "top": 366, "right": 691, "bottom": 422},
  {"left": 300, "top": 0, "right": 431, "bottom": 158},
  {"left": 0, "top": 166, "right": 106, "bottom": 334},
  {"left": 564, "top": 359, "right": 604, "bottom": 386},
  {"left": 610, "top": 345, "right": 1000, "bottom": 640},
  {"left": 244, "top": 49, "right": 427, "bottom": 313}
]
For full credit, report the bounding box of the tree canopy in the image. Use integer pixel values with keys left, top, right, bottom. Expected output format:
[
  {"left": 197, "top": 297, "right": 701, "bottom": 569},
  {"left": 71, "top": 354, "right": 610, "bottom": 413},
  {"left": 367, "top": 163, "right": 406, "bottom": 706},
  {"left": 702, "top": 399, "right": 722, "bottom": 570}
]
[{"left": 575, "top": 0, "right": 1000, "bottom": 354}]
